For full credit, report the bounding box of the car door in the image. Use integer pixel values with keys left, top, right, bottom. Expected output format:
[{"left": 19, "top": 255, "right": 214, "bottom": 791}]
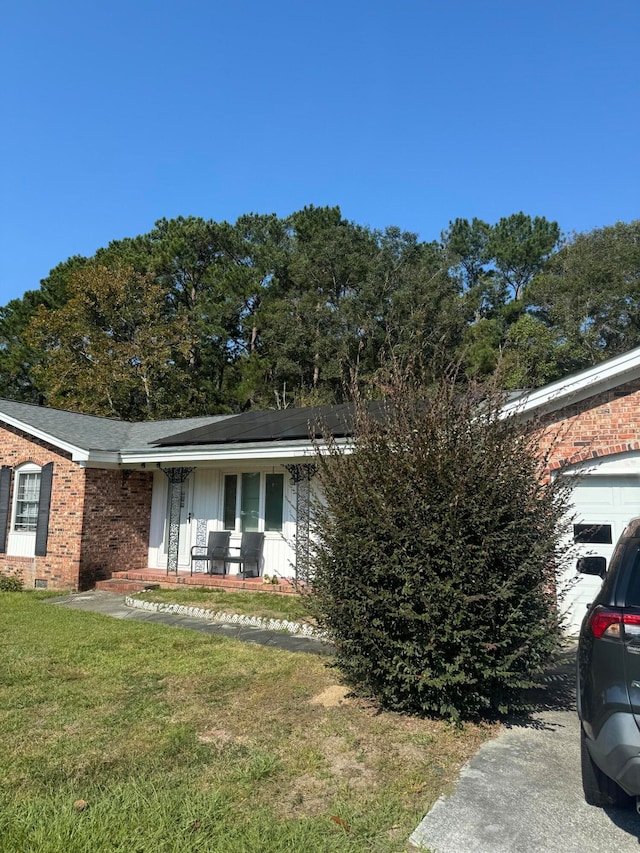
[{"left": 618, "top": 541, "right": 640, "bottom": 729}]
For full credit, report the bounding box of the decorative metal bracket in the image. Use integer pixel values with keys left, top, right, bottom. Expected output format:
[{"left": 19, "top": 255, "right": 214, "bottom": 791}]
[
  {"left": 285, "top": 463, "right": 318, "bottom": 484},
  {"left": 162, "top": 467, "right": 194, "bottom": 574}
]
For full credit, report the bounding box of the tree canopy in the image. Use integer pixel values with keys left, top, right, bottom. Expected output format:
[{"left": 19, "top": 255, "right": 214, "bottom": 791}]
[{"left": 1, "top": 207, "right": 638, "bottom": 418}]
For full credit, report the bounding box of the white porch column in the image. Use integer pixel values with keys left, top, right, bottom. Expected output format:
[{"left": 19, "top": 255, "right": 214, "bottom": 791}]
[
  {"left": 161, "top": 467, "right": 194, "bottom": 574},
  {"left": 285, "top": 463, "right": 317, "bottom": 584}
]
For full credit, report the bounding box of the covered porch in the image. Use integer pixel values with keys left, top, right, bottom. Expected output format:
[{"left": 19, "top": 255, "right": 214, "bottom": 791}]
[{"left": 144, "top": 460, "right": 318, "bottom": 585}]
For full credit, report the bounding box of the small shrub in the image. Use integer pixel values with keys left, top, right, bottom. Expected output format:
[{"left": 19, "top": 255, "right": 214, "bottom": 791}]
[
  {"left": 0, "top": 571, "right": 24, "bottom": 592},
  {"left": 309, "top": 367, "right": 573, "bottom": 721}
]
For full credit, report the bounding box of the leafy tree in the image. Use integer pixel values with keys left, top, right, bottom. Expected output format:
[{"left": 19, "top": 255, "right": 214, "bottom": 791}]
[
  {"left": 500, "top": 314, "right": 567, "bottom": 388},
  {"left": 309, "top": 367, "right": 572, "bottom": 720},
  {"left": 129, "top": 216, "right": 249, "bottom": 411},
  {"left": 489, "top": 213, "right": 560, "bottom": 301},
  {"left": 459, "top": 318, "right": 503, "bottom": 377},
  {"left": 361, "top": 227, "right": 462, "bottom": 381},
  {"left": 246, "top": 206, "right": 380, "bottom": 406},
  {"left": 528, "top": 220, "right": 640, "bottom": 363},
  {"left": 443, "top": 214, "right": 561, "bottom": 380},
  {"left": 28, "top": 262, "right": 190, "bottom": 419},
  {"left": 244, "top": 210, "right": 463, "bottom": 407},
  {"left": 0, "top": 257, "right": 88, "bottom": 402},
  {"left": 442, "top": 217, "right": 496, "bottom": 321},
  {"left": 14, "top": 206, "right": 639, "bottom": 414}
]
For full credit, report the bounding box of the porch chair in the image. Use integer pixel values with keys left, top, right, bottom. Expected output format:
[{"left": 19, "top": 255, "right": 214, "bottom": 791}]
[
  {"left": 223, "top": 532, "right": 265, "bottom": 578},
  {"left": 190, "top": 531, "right": 231, "bottom": 575}
]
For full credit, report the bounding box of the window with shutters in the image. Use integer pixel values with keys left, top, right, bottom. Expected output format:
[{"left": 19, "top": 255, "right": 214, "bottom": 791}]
[
  {"left": 14, "top": 471, "right": 41, "bottom": 531},
  {"left": 7, "top": 463, "right": 43, "bottom": 556}
]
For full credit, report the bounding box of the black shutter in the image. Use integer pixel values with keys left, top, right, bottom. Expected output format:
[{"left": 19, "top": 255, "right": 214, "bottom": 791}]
[
  {"left": 0, "top": 466, "right": 12, "bottom": 554},
  {"left": 35, "top": 463, "right": 53, "bottom": 557}
]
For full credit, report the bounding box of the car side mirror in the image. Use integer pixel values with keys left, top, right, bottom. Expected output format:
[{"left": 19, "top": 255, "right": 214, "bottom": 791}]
[{"left": 577, "top": 556, "right": 607, "bottom": 579}]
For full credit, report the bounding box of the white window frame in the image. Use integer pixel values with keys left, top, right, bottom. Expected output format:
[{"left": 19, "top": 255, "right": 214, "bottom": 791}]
[
  {"left": 222, "top": 470, "right": 284, "bottom": 534},
  {"left": 7, "top": 462, "right": 42, "bottom": 557}
]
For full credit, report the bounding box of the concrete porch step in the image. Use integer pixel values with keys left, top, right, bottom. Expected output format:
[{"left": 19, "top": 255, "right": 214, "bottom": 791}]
[{"left": 103, "top": 569, "right": 300, "bottom": 595}]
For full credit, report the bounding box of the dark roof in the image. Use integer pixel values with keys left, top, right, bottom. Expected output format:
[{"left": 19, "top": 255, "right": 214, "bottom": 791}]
[
  {"left": 0, "top": 398, "right": 386, "bottom": 455},
  {"left": 153, "top": 402, "right": 385, "bottom": 446}
]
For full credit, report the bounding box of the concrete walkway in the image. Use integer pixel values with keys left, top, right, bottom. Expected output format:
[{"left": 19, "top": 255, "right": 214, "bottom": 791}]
[
  {"left": 410, "top": 649, "right": 640, "bottom": 852},
  {"left": 47, "top": 590, "right": 332, "bottom": 655}
]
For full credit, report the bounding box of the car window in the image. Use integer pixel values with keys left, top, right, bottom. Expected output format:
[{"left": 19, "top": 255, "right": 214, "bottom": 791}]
[
  {"left": 597, "top": 539, "right": 630, "bottom": 602},
  {"left": 622, "top": 543, "right": 640, "bottom": 607}
]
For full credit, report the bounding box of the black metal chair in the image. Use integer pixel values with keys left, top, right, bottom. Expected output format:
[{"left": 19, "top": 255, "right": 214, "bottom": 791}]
[
  {"left": 223, "top": 532, "right": 265, "bottom": 578},
  {"left": 190, "top": 531, "right": 231, "bottom": 575}
]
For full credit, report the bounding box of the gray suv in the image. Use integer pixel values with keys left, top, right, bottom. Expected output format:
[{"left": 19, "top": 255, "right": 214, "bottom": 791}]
[{"left": 578, "top": 517, "right": 640, "bottom": 809}]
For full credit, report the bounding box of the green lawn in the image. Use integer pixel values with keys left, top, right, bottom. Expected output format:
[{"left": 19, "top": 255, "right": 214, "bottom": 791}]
[{"left": 0, "top": 592, "right": 497, "bottom": 852}]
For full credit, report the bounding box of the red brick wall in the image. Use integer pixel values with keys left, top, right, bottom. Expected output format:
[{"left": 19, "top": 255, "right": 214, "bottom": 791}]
[
  {"left": 80, "top": 468, "right": 153, "bottom": 588},
  {"left": 533, "top": 380, "right": 640, "bottom": 474},
  {"left": 0, "top": 424, "right": 85, "bottom": 590},
  {"left": 0, "top": 422, "right": 154, "bottom": 591}
]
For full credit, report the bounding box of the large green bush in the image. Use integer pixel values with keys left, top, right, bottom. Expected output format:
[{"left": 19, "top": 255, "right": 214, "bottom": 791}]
[{"left": 309, "top": 371, "right": 572, "bottom": 720}]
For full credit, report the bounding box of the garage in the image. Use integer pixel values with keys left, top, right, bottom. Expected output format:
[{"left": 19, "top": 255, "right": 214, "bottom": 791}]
[{"left": 561, "top": 455, "right": 640, "bottom": 632}]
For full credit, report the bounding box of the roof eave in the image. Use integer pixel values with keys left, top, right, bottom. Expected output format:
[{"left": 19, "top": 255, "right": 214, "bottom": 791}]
[
  {"left": 501, "top": 347, "right": 640, "bottom": 420},
  {"left": 119, "top": 437, "right": 347, "bottom": 465},
  {"left": 0, "top": 413, "right": 91, "bottom": 461}
]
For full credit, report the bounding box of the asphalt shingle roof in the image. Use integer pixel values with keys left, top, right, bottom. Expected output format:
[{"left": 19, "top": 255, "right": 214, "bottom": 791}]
[{"left": 0, "top": 399, "right": 231, "bottom": 452}]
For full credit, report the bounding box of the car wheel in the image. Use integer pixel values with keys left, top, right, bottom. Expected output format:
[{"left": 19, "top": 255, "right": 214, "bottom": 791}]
[{"left": 581, "top": 727, "right": 633, "bottom": 808}]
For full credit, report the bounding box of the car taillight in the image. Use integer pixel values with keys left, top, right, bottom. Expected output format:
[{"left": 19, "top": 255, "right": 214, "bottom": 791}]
[
  {"left": 589, "top": 608, "right": 640, "bottom": 639},
  {"left": 589, "top": 608, "right": 623, "bottom": 639}
]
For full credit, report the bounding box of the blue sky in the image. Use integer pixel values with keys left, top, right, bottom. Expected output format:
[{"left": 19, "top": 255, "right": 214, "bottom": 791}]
[{"left": 1, "top": 0, "right": 639, "bottom": 304}]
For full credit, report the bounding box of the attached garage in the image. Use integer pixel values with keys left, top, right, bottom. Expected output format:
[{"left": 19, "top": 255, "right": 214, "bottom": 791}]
[
  {"left": 562, "top": 457, "right": 640, "bottom": 632},
  {"left": 500, "top": 347, "right": 640, "bottom": 634}
]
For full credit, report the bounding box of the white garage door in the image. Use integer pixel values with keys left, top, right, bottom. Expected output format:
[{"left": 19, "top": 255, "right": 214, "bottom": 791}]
[{"left": 563, "top": 474, "right": 640, "bottom": 633}]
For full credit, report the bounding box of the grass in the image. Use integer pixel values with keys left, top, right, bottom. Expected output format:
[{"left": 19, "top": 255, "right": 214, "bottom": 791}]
[
  {"left": 0, "top": 591, "right": 498, "bottom": 852},
  {"left": 132, "top": 587, "right": 314, "bottom": 624}
]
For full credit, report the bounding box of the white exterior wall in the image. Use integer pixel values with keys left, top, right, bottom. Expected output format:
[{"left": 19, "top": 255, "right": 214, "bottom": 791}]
[{"left": 147, "top": 464, "right": 297, "bottom": 578}]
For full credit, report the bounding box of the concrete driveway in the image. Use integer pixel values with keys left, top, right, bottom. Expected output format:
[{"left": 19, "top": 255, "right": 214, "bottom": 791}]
[{"left": 410, "top": 648, "right": 640, "bottom": 853}]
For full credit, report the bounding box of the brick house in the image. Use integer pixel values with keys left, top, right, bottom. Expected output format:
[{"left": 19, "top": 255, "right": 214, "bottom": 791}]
[
  {"left": 2, "top": 347, "right": 640, "bottom": 630},
  {"left": 0, "top": 401, "right": 342, "bottom": 592}
]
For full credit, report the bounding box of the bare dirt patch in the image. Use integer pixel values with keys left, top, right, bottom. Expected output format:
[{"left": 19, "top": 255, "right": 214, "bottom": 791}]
[
  {"left": 280, "top": 733, "right": 376, "bottom": 818},
  {"left": 196, "top": 727, "right": 237, "bottom": 745},
  {"left": 309, "top": 685, "right": 351, "bottom": 707}
]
